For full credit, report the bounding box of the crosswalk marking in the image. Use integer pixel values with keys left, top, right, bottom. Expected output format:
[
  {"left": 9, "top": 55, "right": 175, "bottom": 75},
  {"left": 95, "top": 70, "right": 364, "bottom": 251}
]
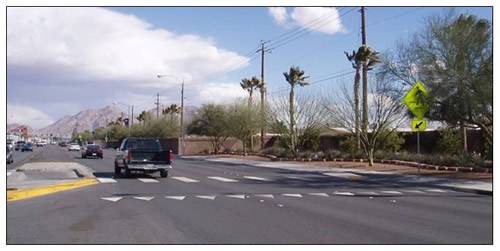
[
  {"left": 101, "top": 197, "right": 122, "bottom": 202},
  {"left": 333, "top": 191, "right": 355, "bottom": 196},
  {"left": 380, "top": 191, "right": 403, "bottom": 194},
  {"left": 166, "top": 196, "right": 186, "bottom": 200},
  {"left": 138, "top": 178, "right": 159, "bottom": 183},
  {"left": 243, "top": 176, "right": 272, "bottom": 181},
  {"left": 134, "top": 196, "right": 155, "bottom": 201},
  {"left": 308, "top": 193, "right": 330, "bottom": 197},
  {"left": 282, "top": 193, "right": 303, "bottom": 198},
  {"left": 425, "top": 189, "right": 447, "bottom": 193},
  {"left": 172, "top": 176, "right": 200, "bottom": 183},
  {"left": 97, "top": 178, "right": 117, "bottom": 183},
  {"left": 255, "top": 194, "right": 274, "bottom": 199},
  {"left": 196, "top": 195, "right": 216, "bottom": 200},
  {"left": 226, "top": 195, "right": 246, "bottom": 199},
  {"left": 207, "top": 176, "right": 238, "bottom": 182}
]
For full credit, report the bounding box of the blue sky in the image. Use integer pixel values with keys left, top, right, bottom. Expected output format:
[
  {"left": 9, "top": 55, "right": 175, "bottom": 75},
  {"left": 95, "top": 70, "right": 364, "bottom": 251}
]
[{"left": 6, "top": 5, "right": 493, "bottom": 129}]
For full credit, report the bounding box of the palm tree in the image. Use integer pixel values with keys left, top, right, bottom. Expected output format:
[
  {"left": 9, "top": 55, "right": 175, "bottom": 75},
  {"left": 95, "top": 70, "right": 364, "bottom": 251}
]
[
  {"left": 162, "top": 104, "right": 181, "bottom": 119},
  {"left": 345, "top": 49, "right": 363, "bottom": 151},
  {"left": 283, "top": 66, "right": 309, "bottom": 153},
  {"left": 240, "top": 77, "right": 260, "bottom": 107},
  {"left": 359, "top": 45, "right": 381, "bottom": 133},
  {"left": 137, "top": 111, "right": 151, "bottom": 126}
]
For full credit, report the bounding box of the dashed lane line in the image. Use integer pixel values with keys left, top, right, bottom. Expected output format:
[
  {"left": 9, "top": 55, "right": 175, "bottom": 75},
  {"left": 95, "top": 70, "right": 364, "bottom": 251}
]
[
  {"left": 166, "top": 196, "right": 186, "bottom": 200},
  {"left": 207, "top": 176, "right": 238, "bottom": 182},
  {"left": 243, "top": 176, "right": 273, "bottom": 182},
  {"left": 172, "top": 176, "right": 200, "bottom": 183},
  {"left": 138, "top": 178, "right": 159, "bottom": 183}
]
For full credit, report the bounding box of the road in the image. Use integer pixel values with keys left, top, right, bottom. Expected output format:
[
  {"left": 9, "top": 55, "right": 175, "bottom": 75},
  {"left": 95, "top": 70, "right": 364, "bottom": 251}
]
[{"left": 7, "top": 145, "right": 493, "bottom": 244}]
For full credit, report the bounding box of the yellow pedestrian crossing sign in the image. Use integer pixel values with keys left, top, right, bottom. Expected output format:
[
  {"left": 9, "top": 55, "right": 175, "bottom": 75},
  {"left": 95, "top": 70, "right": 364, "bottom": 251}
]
[
  {"left": 403, "top": 81, "right": 430, "bottom": 119},
  {"left": 412, "top": 120, "right": 426, "bottom": 131}
]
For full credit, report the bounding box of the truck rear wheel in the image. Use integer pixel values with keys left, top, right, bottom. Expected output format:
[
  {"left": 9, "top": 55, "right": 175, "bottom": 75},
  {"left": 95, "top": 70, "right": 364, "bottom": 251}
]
[
  {"left": 114, "top": 162, "right": 121, "bottom": 175},
  {"left": 160, "top": 170, "right": 168, "bottom": 178},
  {"left": 125, "top": 167, "right": 131, "bottom": 178}
]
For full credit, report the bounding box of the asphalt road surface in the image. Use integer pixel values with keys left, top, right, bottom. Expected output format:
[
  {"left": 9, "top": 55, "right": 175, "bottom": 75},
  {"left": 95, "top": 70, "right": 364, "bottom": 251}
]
[{"left": 7, "top": 145, "right": 493, "bottom": 244}]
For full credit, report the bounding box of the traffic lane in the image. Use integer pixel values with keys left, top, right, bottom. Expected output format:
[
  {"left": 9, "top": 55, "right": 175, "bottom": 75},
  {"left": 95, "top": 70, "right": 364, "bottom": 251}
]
[
  {"left": 7, "top": 180, "right": 491, "bottom": 244},
  {"left": 7, "top": 184, "right": 195, "bottom": 244},
  {"left": 8, "top": 146, "right": 44, "bottom": 170}
]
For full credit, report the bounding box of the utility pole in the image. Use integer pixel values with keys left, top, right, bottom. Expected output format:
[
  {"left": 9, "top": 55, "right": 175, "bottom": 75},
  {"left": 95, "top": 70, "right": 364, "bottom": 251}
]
[
  {"left": 361, "top": 6, "right": 369, "bottom": 134},
  {"left": 131, "top": 105, "right": 134, "bottom": 126},
  {"left": 257, "top": 40, "right": 271, "bottom": 150},
  {"left": 180, "top": 81, "right": 185, "bottom": 155},
  {"left": 155, "top": 93, "right": 160, "bottom": 119}
]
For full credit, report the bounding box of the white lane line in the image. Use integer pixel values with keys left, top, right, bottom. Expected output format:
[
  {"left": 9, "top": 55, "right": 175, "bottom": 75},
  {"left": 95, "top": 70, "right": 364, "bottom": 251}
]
[
  {"left": 96, "top": 178, "right": 117, "bottom": 183},
  {"left": 380, "top": 191, "right": 403, "bottom": 195},
  {"left": 356, "top": 191, "right": 379, "bottom": 196},
  {"left": 134, "top": 197, "right": 155, "bottom": 201},
  {"left": 401, "top": 189, "right": 426, "bottom": 194},
  {"left": 7, "top": 171, "right": 14, "bottom": 176},
  {"left": 244, "top": 176, "right": 272, "bottom": 181},
  {"left": 138, "top": 178, "right": 159, "bottom": 183},
  {"left": 207, "top": 176, "right": 238, "bottom": 182},
  {"left": 255, "top": 194, "right": 274, "bottom": 199},
  {"left": 166, "top": 196, "right": 186, "bottom": 200},
  {"left": 425, "top": 189, "right": 448, "bottom": 193},
  {"left": 101, "top": 197, "right": 122, "bottom": 202},
  {"left": 226, "top": 195, "right": 246, "bottom": 199},
  {"left": 172, "top": 176, "right": 200, "bottom": 183},
  {"left": 323, "top": 172, "right": 365, "bottom": 180},
  {"left": 196, "top": 195, "right": 216, "bottom": 200},
  {"left": 308, "top": 193, "right": 330, "bottom": 197},
  {"left": 333, "top": 191, "right": 355, "bottom": 196},
  {"left": 288, "top": 176, "right": 310, "bottom": 181},
  {"left": 282, "top": 193, "right": 303, "bottom": 198}
]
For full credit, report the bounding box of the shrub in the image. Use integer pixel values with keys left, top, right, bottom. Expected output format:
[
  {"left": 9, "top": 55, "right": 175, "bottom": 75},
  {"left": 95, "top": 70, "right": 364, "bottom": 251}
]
[
  {"left": 376, "top": 128, "right": 405, "bottom": 152},
  {"left": 339, "top": 136, "right": 356, "bottom": 153},
  {"left": 436, "top": 128, "right": 461, "bottom": 154}
]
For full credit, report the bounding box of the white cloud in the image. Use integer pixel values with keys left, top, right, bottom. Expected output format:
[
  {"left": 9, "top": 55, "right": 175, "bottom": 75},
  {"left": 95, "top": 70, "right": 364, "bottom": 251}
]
[
  {"left": 193, "top": 82, "right": 248, "bottom": 104},
  {"left": 269, "top": 7, "right": 345, "bottom": 35},
  {"left": 7, "top": 7, "right": 249, "bottom": 84},
  {"left": 268, "top": 7, "right": 289, "bottom": 25},
  {"left": 7, "top": 104, "right": 55, "bottom": 129}
]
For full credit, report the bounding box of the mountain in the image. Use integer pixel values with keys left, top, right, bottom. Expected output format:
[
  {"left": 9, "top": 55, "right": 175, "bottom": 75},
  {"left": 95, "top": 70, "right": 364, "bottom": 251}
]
[{"left": 36, "top": 105, "right": 124, "bottom": 136}]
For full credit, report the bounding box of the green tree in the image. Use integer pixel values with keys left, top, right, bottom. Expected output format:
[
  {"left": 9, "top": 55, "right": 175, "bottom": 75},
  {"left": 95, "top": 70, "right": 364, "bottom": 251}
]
[
  {"left": 375, "top": 128, "right": 405, "bottom": 152},
  {"left": 283, "top": 66, "right": 310, "bottom": 154},
  {"left": 380, "top": 10, "right": 492, "bottom": 154},
  {"left": 359, "top": 46, "right": 382, "bottom": 136},
  {"left": 137, "top": 110, "right": 153, "bottom": 126},
  {"left": 344, "top": 48, "right": 363, "bottom": 151},
  {"left": 187, "top": 104, "right": 229, "bottom": 154},
  {"left": 226, "top": 101, "right": 260, "bottom": 156}
]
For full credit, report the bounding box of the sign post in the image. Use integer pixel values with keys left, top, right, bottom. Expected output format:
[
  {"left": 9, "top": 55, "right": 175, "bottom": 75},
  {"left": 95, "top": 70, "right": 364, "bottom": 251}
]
[{"left": 404, "top": 81, "right": 430, "bottom": 177}]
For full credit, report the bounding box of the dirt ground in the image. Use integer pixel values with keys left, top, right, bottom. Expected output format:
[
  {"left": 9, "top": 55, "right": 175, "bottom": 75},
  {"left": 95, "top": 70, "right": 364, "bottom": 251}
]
[{"left": 213, "top": 154, "right": 493, "bottom": 182}]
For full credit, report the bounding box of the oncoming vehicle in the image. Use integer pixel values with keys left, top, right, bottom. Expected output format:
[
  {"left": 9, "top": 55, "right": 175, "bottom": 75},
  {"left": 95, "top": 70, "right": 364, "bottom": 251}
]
[
  {"left": 114, "top": 138, "right": 173, "bottom": 178},
  {"left": 22, "top": 143, "right": 33, "bottom": 152},
  {"left": 68, "top": 143, "right": 80, "bottom": 151},
  {"left": 15, "top": 141, "right": 26, "bottom": 151},
  {"left": 81, "top": 145, "right": 103, "bottom": 159}
]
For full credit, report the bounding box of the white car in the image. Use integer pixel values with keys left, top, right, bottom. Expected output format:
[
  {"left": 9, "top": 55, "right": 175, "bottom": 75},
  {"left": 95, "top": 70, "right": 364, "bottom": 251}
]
[{"left": 68, "top": 143, "right": 81, "bottom": 151}]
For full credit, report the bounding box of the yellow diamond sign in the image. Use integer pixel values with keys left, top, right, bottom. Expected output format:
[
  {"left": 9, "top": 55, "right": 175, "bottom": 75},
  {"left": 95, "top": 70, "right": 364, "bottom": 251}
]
[{"left": 403, "top": 81, "right": 430, "bottom": 119}]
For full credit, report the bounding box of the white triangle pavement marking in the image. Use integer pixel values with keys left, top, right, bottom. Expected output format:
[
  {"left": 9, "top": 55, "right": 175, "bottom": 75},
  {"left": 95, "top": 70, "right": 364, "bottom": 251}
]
[
  {"left": 7, "top": 171, "right": 14, "bottom": 176},
  {"left": 380, "top": 191, "right": 403, "bottom": 194},
  {"left": 356, "top": 191, "right": 379, "bottom": 195},
  {"left": 255, "top": 194, "right": 274, "bottom": 199},
  {"left": 165, "top": 196, "right": 186, "bottom": 200},
  {"left": 101, "top": 197, "right": 122, "bottom": 202},
  {"left": 196, "top": 195, "right": 216, "bottom": 200},
  {"left": 425, "top": 189, "right": 447, "bottom": 193},
  {"left": 402, "top": 189, "right": 425, "bottom": 194},
  {"left": 138, "top": 178, "right": 159, "bottom": 183},
  {"left": 172, "top": 176, "right": 200, "bottom": 183},
  {"left": 226, "top": 195, "right": 246, "bottom": 199},
  {"left": 243, "top": 176, "right": 272, "bottom": 181},
  {"left": 308, "top": 193, "right": 330, "bottom": 197},
  {"left": 207, "top": 176, "right": 238, "bottom": 182},
  {"left": 333, "top": 191, "right": 355, "bottom": 196},
  {"left": 97, "top": 178, "right": 117, "bottom": 183},
  {"left": 282, "top": 193, "right": 303, "bottom": 198},
  {"left": 134, "top": 197, "right": 155, "bottom": 201}
]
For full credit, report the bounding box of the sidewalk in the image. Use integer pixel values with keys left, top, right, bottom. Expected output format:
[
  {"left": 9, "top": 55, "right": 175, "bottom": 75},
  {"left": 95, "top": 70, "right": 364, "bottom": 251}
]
[{"left": 184, "top": 155, "right": 493, "bottom": 195}]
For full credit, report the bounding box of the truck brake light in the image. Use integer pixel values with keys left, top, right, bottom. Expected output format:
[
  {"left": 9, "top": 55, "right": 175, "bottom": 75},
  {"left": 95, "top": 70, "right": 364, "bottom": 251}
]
[
  {"left": 169, "top": 151, "right": 174, "bottom": 162},
  {"left": 127, "top": 152, "right": 132, "bottom": 162}
]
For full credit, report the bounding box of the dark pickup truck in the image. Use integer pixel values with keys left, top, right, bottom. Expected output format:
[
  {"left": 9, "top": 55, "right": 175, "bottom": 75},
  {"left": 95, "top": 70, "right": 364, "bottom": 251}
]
[{"left": 114, "top": 138, "right": 173, "bottom": 178}]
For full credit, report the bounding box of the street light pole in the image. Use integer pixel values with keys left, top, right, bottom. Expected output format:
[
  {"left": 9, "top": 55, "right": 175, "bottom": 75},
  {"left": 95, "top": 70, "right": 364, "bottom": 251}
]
[{"left": 157, "top": 74, "right": 185, "bottom": 155}]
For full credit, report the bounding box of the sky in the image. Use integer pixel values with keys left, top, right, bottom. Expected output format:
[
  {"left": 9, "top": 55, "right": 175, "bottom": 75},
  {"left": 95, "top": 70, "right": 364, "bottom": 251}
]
[{"left": 4, "top": 2, "right": 494, "bottom": 129}]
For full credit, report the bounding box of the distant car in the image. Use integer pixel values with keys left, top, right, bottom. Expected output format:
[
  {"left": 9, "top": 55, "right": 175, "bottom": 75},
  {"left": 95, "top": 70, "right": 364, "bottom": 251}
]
[
  {"left": 22, "top": 143, "right": 33, "bottom": 152},
  {"left": 7, "top": 144, "right": 13, "bottom": 151},
  {"left": 15, "top": 141, "right": 26, "bottom": 151},
  {"left": 81, "top": 145, "right": 103, "bottom": 159},
  {"left": 7, "top": 147, "right": 13, "bottom": 164},
  {"left": 59, "top": 142, "right": 67, "bottom": 147},
  {"left": 36, "top": 142, "right": 44, "bottom": 147},
  {"left": 68, "top": 143, "right": 80, "bottom": 151}
]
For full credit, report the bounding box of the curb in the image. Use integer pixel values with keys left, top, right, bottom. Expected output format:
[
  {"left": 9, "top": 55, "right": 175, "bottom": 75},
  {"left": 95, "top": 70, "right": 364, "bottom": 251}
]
[{"left": 7, "top": 178, "right": 99, "bottom": 202}]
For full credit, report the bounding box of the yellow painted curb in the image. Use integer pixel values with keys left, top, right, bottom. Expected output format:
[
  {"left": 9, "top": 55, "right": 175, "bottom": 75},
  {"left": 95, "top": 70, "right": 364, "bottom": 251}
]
[{"left": 7, "top": 178, "right": 99, "bottom": 202}]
